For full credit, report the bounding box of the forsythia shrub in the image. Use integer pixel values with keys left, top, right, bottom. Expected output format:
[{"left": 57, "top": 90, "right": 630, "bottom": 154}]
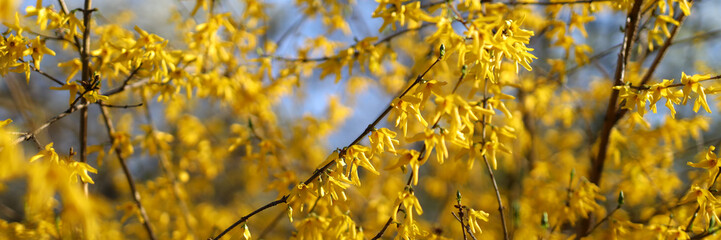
[{"left": 0, "top": 0, "right": 720, "bottom": 239}]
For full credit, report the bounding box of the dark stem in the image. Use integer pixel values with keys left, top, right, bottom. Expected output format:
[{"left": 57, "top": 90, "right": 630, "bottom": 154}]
[
  {"left": 578, "top": 206, "right": 620, "bottom": 239},
  {"left": 211, "top": 196, "right": 289, "bottom": 240},
  {"left": 452, "top": 211, "right": 469, "bottom": 240},
  {"left": 371, "top": 171, "right": 416, "bottom": 240},
  {"left": 582, "top": 0, "right": 643, "bottom": 234},
  {"left": 99, "top": 104, "right": 156, "bottom": 240}
]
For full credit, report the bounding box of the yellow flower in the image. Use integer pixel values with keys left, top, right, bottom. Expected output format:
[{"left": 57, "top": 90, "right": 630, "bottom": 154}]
[
  {"left": 344, "top": 145, "right": 379, "bottom": 186},
  {"left": 23, "top": 37, "right": 55, "bottom": 66},
  {"left": 386, "top": 149, "right": 422, "bottom": 185},
  {"left": 681, "top": 185, "right": 721, "bottom": 227},
  {"left": 287, "top": 183, "right": 318, "bottom": 212},
  {"left": 407, "top": 128, "right": 448, "bottom": 164},
  {"left": 390, "top": 94, "right": 428, "bottom": 137},
  {"left": 687, "top": 146, "right": 719, "bottom": 173},
  {"left": 57, "top": 58, "right": 83, "bottom": 82},
  {"left": 468, "top": 208, "right": 490, "bottom": 234},
  {"left": 680, "top": 72, "right": 712, "bottom": 113},
  {"left": 50, "top": 80, "right": 85, "bottom": 106},
  {"left": 29, "top": 142, "right": 60, "bottom": 163},
  {"left": 83, "top": 90, "right": 109, "bottom": 103},
  {"left": 649, "top": 79, "right": 682, "bottom": 117},
  {"left": 392, "top": 187, "right": 423, "bottom": 225},
  {"left": 241, "top": 224, "right": 251, "bottom": 240},
  {"left": 369, "top": 128, "right": 399, "bottom": 155},
  {"left": 67, "top": 161, "right": 98, "bottom": 184},
  {"left": 0, "top": 119, "right": 11, "bottom": 128}
]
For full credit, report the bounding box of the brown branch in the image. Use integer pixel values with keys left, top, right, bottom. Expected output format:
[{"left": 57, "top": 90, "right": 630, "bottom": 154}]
[
  {"left": 479, "top": 61, "right": 510, "bottom": 240},
  {"left": 99, "top": 104, "right": 156, "bottom": 240},
  {"left": 99, "top": 102, "right": 144, "bottom": 108},
  {"left": 76, "top": 0, "right": 94, "bottom": 197},
  {"left": 588, "top": 0, "right": 643, "bottom": 199},
  {"left": 80, "top": 0, "right": 93, "bottom": 86},
  {"left": 482, "top": 155, "right": 509, "bottom": 239},
  {"left": 17, "top": 59, "right": 65, "bottom": 86},
  {"left": 629, "top": 75, "right": 721, "bottom": 90},
  {"left": 508, "top": 0, "right": 615, "bottom": 5},
  {"left": 422, "top": 0, "right": 612, "bottom": 8},
  {"left": 211, "top": 196, "right": 289, "bottom": 240},
  {"left": 581, "top": 0, "right": 643, "bottom": 235},
  {"left": 578, "top": 206, "right": 620, "bottom": 239},
  {"left": 452, "top": 211, "right": 470, "bottom": 240},
  {"left": 13, "top": 101, "right": 90, "bottom": 144},
  {"left": 79, "top": 98, "right": 89, "bottom": 195}
]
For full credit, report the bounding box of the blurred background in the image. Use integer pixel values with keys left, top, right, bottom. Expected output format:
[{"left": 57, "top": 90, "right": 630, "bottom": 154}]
[{"left": 3, "top": 0, "right": 721, "bottom": 238}]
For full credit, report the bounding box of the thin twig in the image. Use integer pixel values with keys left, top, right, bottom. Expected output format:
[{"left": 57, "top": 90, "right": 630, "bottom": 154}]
[
  {"left": 452, "top": 211, "right": 469, "bottom": 240},
  {"left": 371, "top": 170, "right": 416, "bottom": 240},
  {"left": 372, "top": 51, "right": 465, "bottom": 240},
  {"left": 576, "top": 206, "right": 621, "bottom": 239},
  {"left": 98, "top": 103, "right": 144, "bottom": 108},
  {"left": 99, "top": 104, "right": 156, "bottom": 240},
  {"left": 479, "top": 47, "right": 510, "bottom": 240},
  {"left": 13, "top": 101, "right": 90, "bottom": 144},
  {"left": 304, "top": 55, "right": 442, "bottom": 187},
  {"left": 579, "top": 206, "right": 620, "bottom": 239},
  {"left": 16, "top": 59, "right": 64, "bottom": 86},
  {"left": 629, "top": 75, "right": 721, "bottom": 90},
  {"left": 509, "top": 0, "right": 615, "bottom": 5},
  {"left": 482, "top": 155, "right": 510, "bottom": 239},
  {"left": 421, "top": 0, "right": 612, "bottom": 8},
  {"left": 211, "top": 196, "right": 289, "bottom": 240},
  {"left": 14, "top": 74, "right": 149, "bottom": 144}
]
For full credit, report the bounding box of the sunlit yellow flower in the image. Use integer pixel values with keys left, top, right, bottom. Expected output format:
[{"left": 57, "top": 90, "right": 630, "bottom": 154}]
[
  {"left": 687, "top": 146, "right": 719, "bottom": 173},
  {"left": 386, "top": 149, "right": 422, "bottom": 185},
  {"left": 392, "top": 187, "right": 423, "bottom": 225},
  {"left": 24, "top": 37, "right": 55, "bottom": 66},
  {"left": 50, "top": 80, "right": 85, "bottom": 106},
  {"left": 369, "top": 128, "right": 399, "bottom": 155},
  {"left": 29, "top": 143, "right": 60, "bottom": 163},
  {"left": 67, "top": 161, "right": 98, "bottom": 184},
  {"left": 680, "top": 72, "right": 712, "bottom": 113},
  {"left": 468, "top": 208, "right": 490, "bottom": 234}
]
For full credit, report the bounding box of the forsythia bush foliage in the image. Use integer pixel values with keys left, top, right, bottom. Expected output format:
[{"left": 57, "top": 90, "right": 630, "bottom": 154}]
[{"left": 1, "top": 0, "right": 720, "bottom": 239}]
